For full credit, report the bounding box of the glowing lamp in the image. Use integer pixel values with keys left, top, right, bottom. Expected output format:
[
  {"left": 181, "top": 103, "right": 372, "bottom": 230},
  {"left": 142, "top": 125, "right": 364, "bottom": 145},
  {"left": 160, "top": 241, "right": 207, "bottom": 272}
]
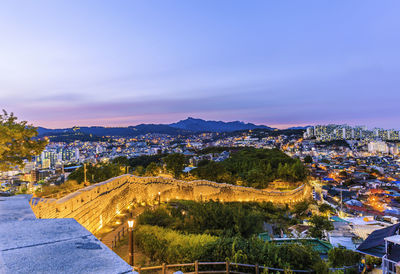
[{"left": 128, "top": 219, "right": 134, "bottom": 228}]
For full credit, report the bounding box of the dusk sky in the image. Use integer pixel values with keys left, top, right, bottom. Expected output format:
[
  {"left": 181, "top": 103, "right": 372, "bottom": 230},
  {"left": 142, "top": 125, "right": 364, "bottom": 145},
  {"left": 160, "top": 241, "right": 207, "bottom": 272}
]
[{"left": 1, "top": 1, "right": 400, "bottom": 129}]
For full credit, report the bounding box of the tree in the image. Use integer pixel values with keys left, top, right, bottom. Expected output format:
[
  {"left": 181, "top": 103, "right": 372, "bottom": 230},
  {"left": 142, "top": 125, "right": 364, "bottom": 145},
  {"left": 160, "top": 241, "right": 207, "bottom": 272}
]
[
  {"left": 191, "top": 147, "right": 307, "bottom": 188},
  {"left": 164, "top": 153, "right": 186, "bottom": 177},
  {"left": 318, "top": 203, "right": 335, "bottom": 215},
  {"left": 328, "top": 247, "right": 361, "bottom": 267},
  {"left": 309, "top": 215, "right": 334, "bottom": 239},
  {"left": 145, "top": 162, "right": 160, "bottom": 176},
  {"left": 339, "top": 170, "right": 348, "bottom": 178},
  {"left": 112, "top": 156, "right": 129, "bottom": 166},
  {"left": 0, "top": 111, "right": 47, "bottom": 171},
  {"left": 293, "top": 201, "right": 310, "bottom": 218},
  {"left": 68, "top": 163, "right": 123, "bottom": 184},
  {"left": 304, "top": 156, "right": 313, "bottom": 164}
]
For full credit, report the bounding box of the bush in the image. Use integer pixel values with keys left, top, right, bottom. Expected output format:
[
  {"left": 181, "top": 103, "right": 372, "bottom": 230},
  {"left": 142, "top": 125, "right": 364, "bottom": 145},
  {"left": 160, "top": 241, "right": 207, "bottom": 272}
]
[
  {"left": 138, "top": 200, "right": 266, "bottom": 238},
  {"left": 137, "top": 208, "right": 174, "bottom": 227},
  {"left": 328, "top": 247, "right": 361, "bottom": 267},
  {"left": 135, "top": 225, "right": 217, "bottom": 264},
  {"left": 36, "top": 180, "right": 81, "bottom": 197},
  {"left": 135, "top": 225, "right": 324, "bottom": 271}
]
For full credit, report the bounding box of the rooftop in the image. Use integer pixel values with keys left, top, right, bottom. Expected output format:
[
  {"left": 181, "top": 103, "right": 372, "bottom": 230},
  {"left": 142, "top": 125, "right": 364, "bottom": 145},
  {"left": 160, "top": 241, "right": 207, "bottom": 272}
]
[{"left": 385, "top": 235, "right": 400, "bottom": 245}]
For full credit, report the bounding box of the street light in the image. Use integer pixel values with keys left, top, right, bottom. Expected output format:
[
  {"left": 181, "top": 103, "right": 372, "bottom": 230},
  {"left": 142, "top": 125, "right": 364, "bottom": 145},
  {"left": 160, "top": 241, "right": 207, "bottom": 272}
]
[
  {"left": 128, "top": 219, "right": 135, "bottom": 266},
  {"left": 158, "top": 191, "right": 161, "bottom": 206}
]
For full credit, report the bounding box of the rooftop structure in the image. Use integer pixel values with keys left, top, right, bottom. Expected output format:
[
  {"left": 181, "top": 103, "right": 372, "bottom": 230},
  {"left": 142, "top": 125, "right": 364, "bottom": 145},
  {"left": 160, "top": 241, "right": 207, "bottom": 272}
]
[{"left": 357, "top": 223, "right": 400, "bottom": 273}]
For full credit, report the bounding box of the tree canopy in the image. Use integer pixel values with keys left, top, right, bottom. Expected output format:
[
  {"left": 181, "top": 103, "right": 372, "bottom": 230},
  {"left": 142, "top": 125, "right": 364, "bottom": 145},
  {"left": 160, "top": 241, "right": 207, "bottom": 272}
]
[
  {"left": 191, "top": 148, "right": 307, "bottom": 188},
  {"left": 138, "top": 200, "right": 298, "bottom": 238},
  {"left": 309, "top": 215, "right": 334, "bottom": 239},
  {"left": 68, "top": 163, "right": 124, "bottom": 184},
  {"left": 0, "top": 111, "right": 46, "bottom": 171},
  {"left": 164, "top": 153, "right": 186, "bottom": 177}
]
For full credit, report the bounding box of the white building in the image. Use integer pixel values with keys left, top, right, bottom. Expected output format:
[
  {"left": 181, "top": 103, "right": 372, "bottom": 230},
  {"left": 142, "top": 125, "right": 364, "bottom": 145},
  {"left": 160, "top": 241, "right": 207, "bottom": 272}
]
[{"left": 368, "top": 141, "right": 389, "bottom": 154}]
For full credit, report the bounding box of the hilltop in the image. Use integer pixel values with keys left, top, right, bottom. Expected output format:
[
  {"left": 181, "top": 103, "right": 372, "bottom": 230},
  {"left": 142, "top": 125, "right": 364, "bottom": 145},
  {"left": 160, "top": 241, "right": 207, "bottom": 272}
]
[{"left": 37, "top": 117, "right": 275, "bottom": 138}]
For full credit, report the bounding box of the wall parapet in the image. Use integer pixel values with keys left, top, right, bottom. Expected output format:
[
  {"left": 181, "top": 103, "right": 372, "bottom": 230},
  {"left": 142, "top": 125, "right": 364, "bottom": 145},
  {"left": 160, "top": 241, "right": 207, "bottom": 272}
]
[{"left": 30, "top": 175, "right": 311, "bottom": 234}]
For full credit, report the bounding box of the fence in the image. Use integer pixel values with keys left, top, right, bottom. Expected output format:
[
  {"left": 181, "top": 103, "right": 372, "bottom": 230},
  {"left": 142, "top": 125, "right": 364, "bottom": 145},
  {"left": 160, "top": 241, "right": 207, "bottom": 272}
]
[
  {"left": 134, "top": 261, "right": 313, "bottom": 274},
  {"left": 133, "top": 261, "right": 359, "bottom": 274},
  {"left": 382, "top": 255, "right": 397, "bottom": 274},
  {"left": 111, "top": 226, "right": 127, "bottom": 249}
]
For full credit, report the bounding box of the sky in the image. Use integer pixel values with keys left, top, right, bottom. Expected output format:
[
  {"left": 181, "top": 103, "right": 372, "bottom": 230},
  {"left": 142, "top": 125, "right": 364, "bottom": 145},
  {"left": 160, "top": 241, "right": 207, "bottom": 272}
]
[{"left": 1, "top": 1, "right": 400, "bottom": 129}]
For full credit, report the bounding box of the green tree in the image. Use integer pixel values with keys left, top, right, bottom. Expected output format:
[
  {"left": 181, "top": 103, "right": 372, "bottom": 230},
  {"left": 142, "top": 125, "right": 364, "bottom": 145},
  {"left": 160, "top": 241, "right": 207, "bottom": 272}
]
[
  {"left": 190, "top": 148, "right": 307, "bottom": 188},
  {"left": 293, "top": 201, "right": 310, "bottom": 218},
  {"left": 133, "top": 165, "right": 145, "bottom": 176},
  {"left": 129, "top": 154, "right": 166, "bottom": 168},
  {"left": 112, "top": 156, "right": 129, "bottom": 166},
  {"left": 339, "top": 170, "right": 348, "bottom": 178},
  {"left": 303, "top": 156, "right": 313, "bottom": 164},
  {"left": 145, "top": 162, "right": 160, "bottom": 176},
  {"left": 68, "top": 163, "right": 123, "bottom": 184},
  {"left": 318, "top": 203, "right": 335, "bottom": 215},
  {"left": 328, "top": 247, "right": 361, "bottom": 267},
  {"left": 309, "top": 215, "right": 334, "bottom": 239},
  {"left": 0, "top": 111, "right": 47, "bottom": 171},
  {"left": 164, "top": 153, "right": 186, "bottom": 177}
]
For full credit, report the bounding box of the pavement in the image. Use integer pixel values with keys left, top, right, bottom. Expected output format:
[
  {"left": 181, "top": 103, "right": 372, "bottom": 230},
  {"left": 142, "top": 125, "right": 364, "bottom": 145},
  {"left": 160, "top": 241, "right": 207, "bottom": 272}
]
[
  {"left": 101, "top": 207, "right": 145, "bottom": 249},
  {"left": 0, "top": 195, "right": 133, "bottom": 274}
]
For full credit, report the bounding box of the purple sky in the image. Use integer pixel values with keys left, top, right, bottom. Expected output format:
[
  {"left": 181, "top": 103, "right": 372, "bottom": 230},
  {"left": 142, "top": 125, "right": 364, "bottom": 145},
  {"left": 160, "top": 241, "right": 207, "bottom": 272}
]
[{"left": 1, "top": 1, "right": 400, "bottom": 129}]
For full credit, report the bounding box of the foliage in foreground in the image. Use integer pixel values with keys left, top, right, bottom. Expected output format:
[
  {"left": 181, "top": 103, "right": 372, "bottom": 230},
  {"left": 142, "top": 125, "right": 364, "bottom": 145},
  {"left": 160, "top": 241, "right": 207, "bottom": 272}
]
[
  {"left": 135, "top": 225, "right": 218, "bottom": 264},
  {"left": 135, "top": 225, "right": 325, "bottom": 271},
  {"left": 328, "top": 247, "right": 361, "bottom": 268},
  {"left": 0, "top": 110, "right": 47, "bottom": 171}
]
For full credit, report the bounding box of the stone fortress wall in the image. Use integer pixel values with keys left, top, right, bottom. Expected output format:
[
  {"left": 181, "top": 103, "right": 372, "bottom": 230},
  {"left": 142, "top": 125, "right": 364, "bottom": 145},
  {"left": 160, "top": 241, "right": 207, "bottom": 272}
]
[{"left": 30, "top": 175, "right": 311, "bottom": 234}]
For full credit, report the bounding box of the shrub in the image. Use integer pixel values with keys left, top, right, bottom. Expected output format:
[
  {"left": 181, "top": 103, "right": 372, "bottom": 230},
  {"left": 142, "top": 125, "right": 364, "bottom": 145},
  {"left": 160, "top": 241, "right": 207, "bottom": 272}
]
[{"left": 328, "top": 247, "right": 361, "bottom": 268}]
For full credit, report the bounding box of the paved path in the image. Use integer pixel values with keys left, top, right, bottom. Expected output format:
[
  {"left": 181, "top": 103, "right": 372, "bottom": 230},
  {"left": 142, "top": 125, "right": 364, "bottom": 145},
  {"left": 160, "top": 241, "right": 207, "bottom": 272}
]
[{"left": 101, "top": 207, "right": 145, "bottom": 249}]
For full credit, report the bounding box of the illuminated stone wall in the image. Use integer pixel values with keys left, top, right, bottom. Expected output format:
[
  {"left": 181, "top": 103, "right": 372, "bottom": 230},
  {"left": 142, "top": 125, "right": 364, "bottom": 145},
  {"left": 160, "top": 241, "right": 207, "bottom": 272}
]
[{"left": 30, "top": 175, "right": 311, "bottom": 234}]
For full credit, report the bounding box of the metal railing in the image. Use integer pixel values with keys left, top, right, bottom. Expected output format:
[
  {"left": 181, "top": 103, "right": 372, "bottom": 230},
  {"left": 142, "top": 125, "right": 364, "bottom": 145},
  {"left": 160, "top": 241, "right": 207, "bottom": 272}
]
[{"left": 382, "top": 255, "right": 397, "bottom": 274}]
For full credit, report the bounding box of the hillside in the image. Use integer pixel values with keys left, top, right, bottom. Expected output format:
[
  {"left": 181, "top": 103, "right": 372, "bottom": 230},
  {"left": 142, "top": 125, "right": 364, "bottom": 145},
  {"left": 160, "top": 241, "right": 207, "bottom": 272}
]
[
  {"left": 37, "top": 118, "right": 274, "bottom": 139},
  {"left": 169, "top": 117, "right": 273, "bottom": 132}
]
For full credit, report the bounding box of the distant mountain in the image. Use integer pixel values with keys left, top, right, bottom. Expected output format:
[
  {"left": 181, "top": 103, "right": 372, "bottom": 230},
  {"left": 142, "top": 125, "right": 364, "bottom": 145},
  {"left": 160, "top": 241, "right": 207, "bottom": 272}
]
[
  {"left": 37, "top": 125, "right": 190, "bottom": 138},
  {"left": 169, "top": 117, "right": 273, "bottom": 132},
  {"left": 286, "top": 126, "right": 311, "bottom": 130},
  {"left": 36, "top": 118, "right": 274, "bottom": 139}
]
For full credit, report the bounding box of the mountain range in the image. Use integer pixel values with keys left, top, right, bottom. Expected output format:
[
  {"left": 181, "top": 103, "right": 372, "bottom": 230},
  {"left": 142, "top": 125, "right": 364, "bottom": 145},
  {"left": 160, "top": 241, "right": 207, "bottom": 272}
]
[{"left": 37, "top": 117, "right": 274, "bottom": 137}]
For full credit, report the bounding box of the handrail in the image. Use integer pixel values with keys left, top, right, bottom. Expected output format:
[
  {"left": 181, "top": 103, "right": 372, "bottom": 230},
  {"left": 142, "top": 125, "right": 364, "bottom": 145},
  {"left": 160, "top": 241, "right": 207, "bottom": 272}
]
[
  {"left": 134, "top": 261, "right": 358, "bottom": 273},
  {"left": 134, "top": 260, "right": 314, "bottom": 274}
]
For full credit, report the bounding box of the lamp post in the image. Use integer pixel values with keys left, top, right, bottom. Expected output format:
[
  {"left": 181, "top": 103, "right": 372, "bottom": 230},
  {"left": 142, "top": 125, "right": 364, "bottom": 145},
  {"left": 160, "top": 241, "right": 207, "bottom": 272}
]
[
  {"left": 158, "top": 191, "right": 161, "bottom": 206},
  {"left": 128, "top": 219, "right": 135, "bottom": 267}
]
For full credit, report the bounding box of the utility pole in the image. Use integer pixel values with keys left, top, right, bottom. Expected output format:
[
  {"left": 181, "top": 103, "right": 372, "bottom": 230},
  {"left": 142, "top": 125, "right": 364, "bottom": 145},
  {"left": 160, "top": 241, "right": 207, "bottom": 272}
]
[
  {"left": 340, "top": 189, "right": 343, "bottom": 213},
  {"left": 84, "top": 163, "right": 87, "bottom": 183}
]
